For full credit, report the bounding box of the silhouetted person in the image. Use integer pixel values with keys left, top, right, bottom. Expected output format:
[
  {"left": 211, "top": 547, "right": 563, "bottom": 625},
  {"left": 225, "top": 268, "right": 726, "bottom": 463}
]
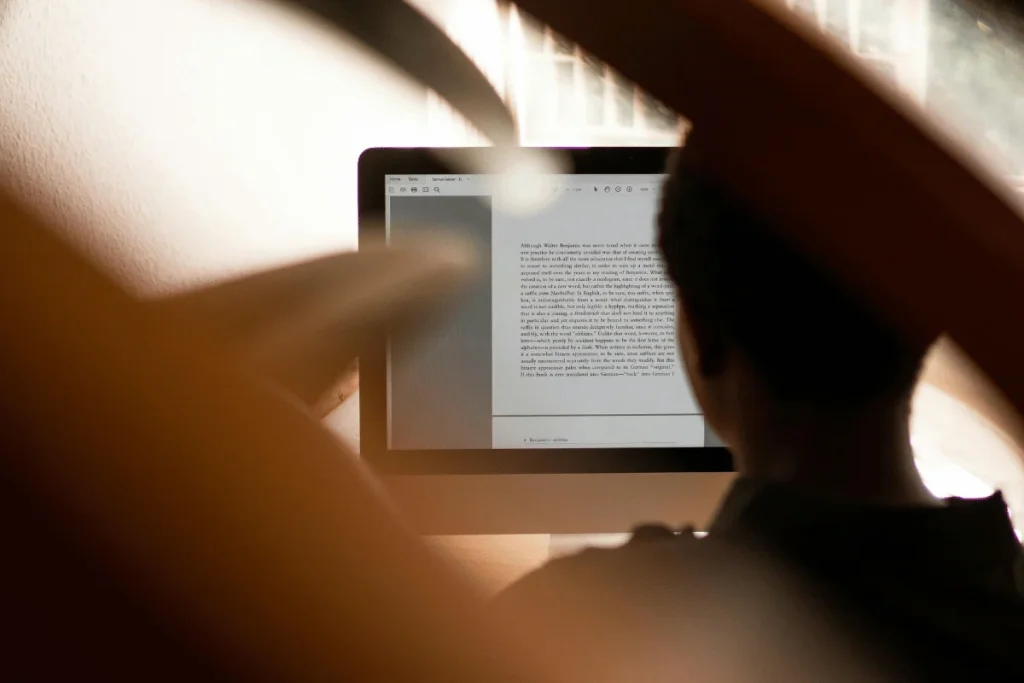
[{"left": 494, "top": 136, "right": 1024, "bottom": 682}]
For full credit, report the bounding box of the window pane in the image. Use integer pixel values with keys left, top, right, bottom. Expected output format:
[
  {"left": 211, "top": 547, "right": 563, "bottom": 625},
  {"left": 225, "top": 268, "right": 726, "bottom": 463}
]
[
  {"left": 825, "top": 0, "right": 851, "bottom": 46},
  {"left": 523, "top": 58, "right": 554, "bottom": 140},
  {"left": 556, "top": 61, "right": 576, "bottom": 124},
  {"left": 858, "top": 0, "right": 894, "bottom": 55},
  {"left": 507, "top": 6, "right": 685, "bottom": 143},
  {"left": 582, "top": 55, "right": 606, "bottom": 126},
  {"left": 612, "top": 74, "right": 635, "bottom": 127}
]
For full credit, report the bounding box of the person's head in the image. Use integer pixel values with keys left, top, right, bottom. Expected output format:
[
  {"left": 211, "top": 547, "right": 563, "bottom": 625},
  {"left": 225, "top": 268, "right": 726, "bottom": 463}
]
[{"left": 658, "top": 135, "right": 929, "bottom": 455}]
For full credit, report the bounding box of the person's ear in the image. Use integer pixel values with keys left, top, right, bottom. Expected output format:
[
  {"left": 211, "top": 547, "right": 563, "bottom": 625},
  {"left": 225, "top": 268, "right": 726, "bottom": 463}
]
[{"left": 677, "top": 298, "right": 728, "bottom": 378}]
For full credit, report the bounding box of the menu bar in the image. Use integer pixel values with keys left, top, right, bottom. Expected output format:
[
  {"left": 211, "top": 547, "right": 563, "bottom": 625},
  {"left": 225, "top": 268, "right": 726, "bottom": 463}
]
[{"left": 386, "top": 174, "right": 665, "bottom": 197}]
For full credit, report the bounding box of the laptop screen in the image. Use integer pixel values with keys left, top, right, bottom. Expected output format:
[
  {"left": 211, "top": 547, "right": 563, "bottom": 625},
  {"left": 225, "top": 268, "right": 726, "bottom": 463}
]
[{"left": 384, "top": 173, "right": 719, "bottom": 451}]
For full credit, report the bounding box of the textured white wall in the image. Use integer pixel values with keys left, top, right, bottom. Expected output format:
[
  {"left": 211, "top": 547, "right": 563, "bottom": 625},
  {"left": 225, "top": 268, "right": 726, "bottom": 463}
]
[{"left": 0, "top": 0, "right": 441, "bottom": 295}]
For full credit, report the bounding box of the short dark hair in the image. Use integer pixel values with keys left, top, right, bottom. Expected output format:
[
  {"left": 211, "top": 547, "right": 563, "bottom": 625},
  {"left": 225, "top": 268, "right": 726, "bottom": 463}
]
[{"left": 657, "top": 139, "right": 925, "bottom": 407}]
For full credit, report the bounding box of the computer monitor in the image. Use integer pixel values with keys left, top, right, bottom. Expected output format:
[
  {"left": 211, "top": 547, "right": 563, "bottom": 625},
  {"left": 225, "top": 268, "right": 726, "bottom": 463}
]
[{"left": 358, "top": 147, "right": 734, "bottom": 534}]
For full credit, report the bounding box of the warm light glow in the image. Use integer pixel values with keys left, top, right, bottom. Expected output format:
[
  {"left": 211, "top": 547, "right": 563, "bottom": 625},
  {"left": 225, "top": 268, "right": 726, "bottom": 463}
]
[
  {"left": 912, "top": 383, "right": 1024, "bottom": 531},
  {"left": 913, "top": 437, "right": 996, "bottom": 499},
  {"left": 488, "top": 147, "right": 568, "bottom": 215}
]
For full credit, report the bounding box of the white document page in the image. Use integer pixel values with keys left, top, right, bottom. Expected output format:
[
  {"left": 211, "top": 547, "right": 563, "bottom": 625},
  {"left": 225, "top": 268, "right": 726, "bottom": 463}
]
[{"left": 490, "top": 192, "right": 703, "bottom": 448}]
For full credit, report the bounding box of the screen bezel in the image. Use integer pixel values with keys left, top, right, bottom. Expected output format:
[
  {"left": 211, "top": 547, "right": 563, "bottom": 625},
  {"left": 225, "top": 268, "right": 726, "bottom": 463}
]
[{"left": 358, "top": 146, "right": 732, "bottom": 475}]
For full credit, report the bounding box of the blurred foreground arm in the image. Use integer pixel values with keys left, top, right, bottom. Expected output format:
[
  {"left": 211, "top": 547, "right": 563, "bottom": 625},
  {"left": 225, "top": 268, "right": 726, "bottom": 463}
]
[{"left": 0, "top": 190, "right": 555, "bottom": 683}]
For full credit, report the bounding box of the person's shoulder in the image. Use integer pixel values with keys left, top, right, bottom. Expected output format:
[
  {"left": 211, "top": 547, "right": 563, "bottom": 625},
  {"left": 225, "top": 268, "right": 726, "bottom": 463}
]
[
  {"left": 489, "top": 529, "right": 906, "bottom": 682},
  {"left": 492, "top": 527, "right": 715, "bottom": 615}
]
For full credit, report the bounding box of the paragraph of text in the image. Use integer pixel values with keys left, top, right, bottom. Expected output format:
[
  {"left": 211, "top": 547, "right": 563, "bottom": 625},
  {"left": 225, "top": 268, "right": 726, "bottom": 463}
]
[{"left": 518, "top": 242, "right": 678, "bottom": 379}]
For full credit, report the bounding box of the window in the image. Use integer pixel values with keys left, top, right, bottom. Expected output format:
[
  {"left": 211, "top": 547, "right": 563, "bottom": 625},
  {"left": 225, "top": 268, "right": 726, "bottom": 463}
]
[
  {"left": 504, "top": 6, "right": 683, "bottom": 146},
  {"left": 428, "top": 1, "right": 930, "bottom": 145},
  {"left": 787, "top": 0, "right": 930, "bottom": 100}
]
